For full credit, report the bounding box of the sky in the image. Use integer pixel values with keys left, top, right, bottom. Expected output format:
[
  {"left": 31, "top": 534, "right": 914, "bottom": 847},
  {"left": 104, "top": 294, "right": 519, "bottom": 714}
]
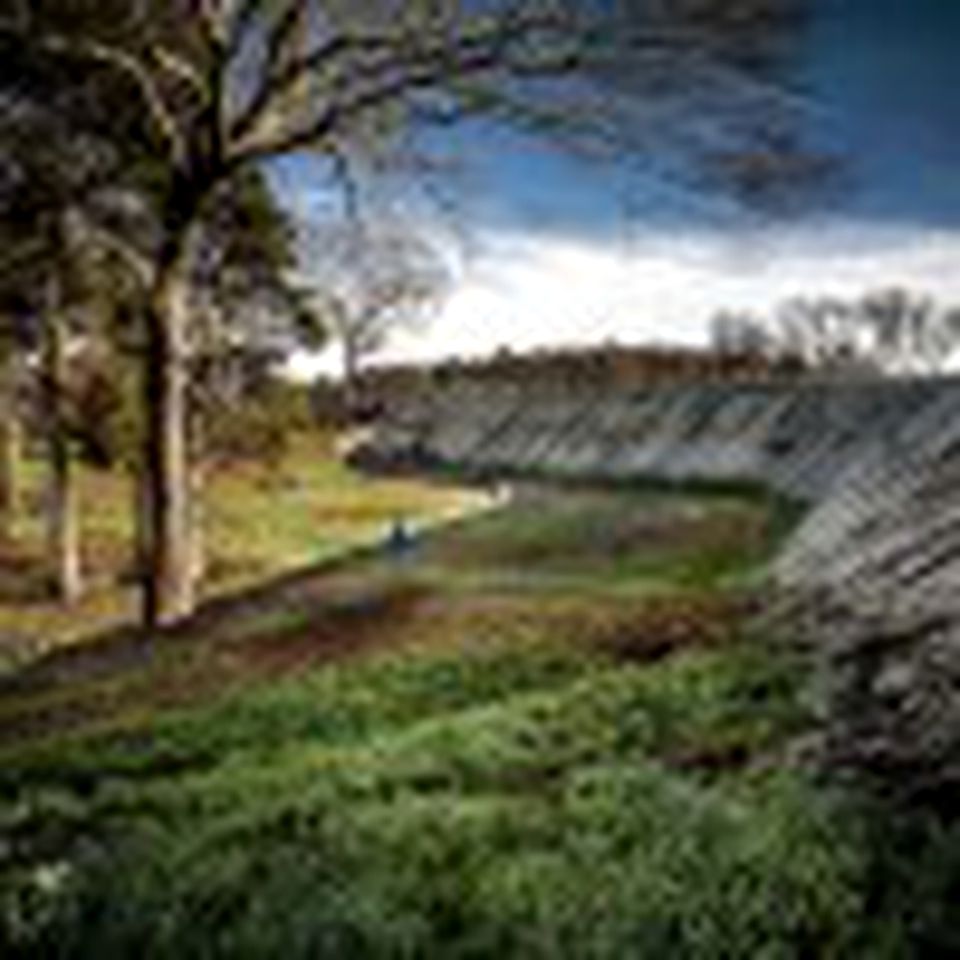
[{"left": 277, "top": 0, "right": 960, "bottom": 378}]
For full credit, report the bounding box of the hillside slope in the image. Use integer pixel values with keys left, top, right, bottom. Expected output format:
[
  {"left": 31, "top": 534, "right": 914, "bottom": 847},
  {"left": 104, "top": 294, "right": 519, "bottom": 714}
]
[{"left": 2, "top": 488, "right": 956, "bottom": 957}]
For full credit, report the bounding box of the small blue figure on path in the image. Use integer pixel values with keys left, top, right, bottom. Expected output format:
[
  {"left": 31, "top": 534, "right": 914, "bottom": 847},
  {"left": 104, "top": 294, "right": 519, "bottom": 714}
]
[{"left": 385, "top": 516, "right": 417, "bottom": 562}]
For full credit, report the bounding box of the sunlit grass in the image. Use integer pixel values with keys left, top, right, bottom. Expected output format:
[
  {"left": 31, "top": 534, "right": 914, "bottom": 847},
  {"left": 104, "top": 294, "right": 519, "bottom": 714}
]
[
  {"left": 0, "top": 433, "right": 480, "bottom": 661},
  {"left": 206, "top": 447, "right": 481, "bottom": 575}
]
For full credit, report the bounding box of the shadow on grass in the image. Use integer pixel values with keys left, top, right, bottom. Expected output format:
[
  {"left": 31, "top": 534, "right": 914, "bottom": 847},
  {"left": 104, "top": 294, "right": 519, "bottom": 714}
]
[{"left": 0, "top": 532, "right": 405, "bottom": 698}]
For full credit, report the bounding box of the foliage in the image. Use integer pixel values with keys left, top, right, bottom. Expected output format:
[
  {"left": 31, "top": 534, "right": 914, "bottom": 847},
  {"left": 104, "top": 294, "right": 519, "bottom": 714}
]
[
  {"left": 0, "top": 634, "right": 864, "bottom": 959},
  {"left": 204, "top": 380, "right": 315, "bottom": 471},
  {"left": 65, "top": 356, "right": 316, "bottom": 473},
  {"left": 65, "top": 347, "right": 141, "bottom": 471},
  {"left": 1, "top": 485, "right": 954, "bottom": 957}
]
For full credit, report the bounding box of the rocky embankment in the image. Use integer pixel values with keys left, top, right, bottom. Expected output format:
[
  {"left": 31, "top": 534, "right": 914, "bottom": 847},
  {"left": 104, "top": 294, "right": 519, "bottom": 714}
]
[{"left": 356, "top": 376, "right": 960, "bottom": 806}]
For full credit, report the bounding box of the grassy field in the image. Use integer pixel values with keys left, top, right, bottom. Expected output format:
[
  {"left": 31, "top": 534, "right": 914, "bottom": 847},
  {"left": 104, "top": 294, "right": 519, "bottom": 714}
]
[
  {"left": 1, "top": 482, "right": 957, "bottom": 957},
  {"left": 0, "top": 435, "right": 482, "bottom": 666}
]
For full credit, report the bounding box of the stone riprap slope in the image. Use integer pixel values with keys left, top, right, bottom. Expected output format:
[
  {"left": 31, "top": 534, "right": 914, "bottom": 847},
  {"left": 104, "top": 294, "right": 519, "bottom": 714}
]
[
  {"left": 358, "top": 378, "right": 948, "bottom": 498},
  {"left": 774, "top": 387, "right": 960, "bottom": 805},
  {"left": 357, "top": 376, "right": 960, "bottom": 804}
]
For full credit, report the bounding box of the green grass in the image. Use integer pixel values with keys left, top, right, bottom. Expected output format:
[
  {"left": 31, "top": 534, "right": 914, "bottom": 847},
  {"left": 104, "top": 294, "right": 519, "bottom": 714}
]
[
  {"left": 0, "top": 483, "right": 955, "bottom": 957},
  {"left": 204, "top": 442, "right": 483, "bottom": 575},
  {"left": 415, "top": 487, "right": 783, "bottom": 594},
  {"left": 2, "top": 639, "right": 861, "bottom": 959},
  {"left": 0, "top": 434, "right": 480, "bottom": 663}
]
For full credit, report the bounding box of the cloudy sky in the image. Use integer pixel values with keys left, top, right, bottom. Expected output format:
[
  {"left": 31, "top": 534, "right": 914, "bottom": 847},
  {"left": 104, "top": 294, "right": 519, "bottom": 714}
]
[{"left": 278, "top": 0, "right": 960, "bottom": 377}]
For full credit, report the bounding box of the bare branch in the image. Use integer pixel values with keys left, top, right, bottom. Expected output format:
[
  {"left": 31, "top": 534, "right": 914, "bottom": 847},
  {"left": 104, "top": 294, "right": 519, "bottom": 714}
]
[
  {"left": 151, "top": 43, "right": 207, "bottom": 99},
  {"left": 229, "top": 8, "right": 734, "bottom": 173},
  {"left": 329, "top": 146, "right": 362, "bottom": 223},
  {"left": 229, "top": 33, "right": 387, "bottom": 144},
  {"left": 224, "top": 0, "right": 270, "bottom": 58},
  {"left": 74, "top": 218, "right": 155, "bottom": 290},
  {"left": 261, "top": 0, "right": 308, "bottom": 75},
  {"left": 193, "top": 0, "right": 229, "bottom": 52},
  {"left": 231, "top": 35, "right": 538, "bottom": 164},
  {"left": 228, "top": 7, "right": 589, "bottom": 158}
]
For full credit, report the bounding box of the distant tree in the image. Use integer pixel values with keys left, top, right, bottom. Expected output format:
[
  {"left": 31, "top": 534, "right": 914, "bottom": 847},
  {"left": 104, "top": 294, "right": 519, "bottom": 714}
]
[
  {"left": 0, "top": 126, "right": 121, "bottom": 602},
  {"left": 301, "top": 220, "right": 450, "bottom": 412},
  {"left": 858, "top": 287, "right": 960, "bottom": 375},
  {"left": 713, "top": 287, "right": 960, "bottom": 377},
  {"left": 769, "top": 295, "right": 866, "bottom": 372},
  {"left": 709, "top": 309, "right": 772, "bottom": 357}
]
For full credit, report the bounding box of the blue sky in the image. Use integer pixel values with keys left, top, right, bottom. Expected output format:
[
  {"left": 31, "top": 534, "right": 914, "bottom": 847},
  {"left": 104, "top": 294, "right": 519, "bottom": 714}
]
[{"left": 276, "top": 0, "right": 960, "bottom": 374}]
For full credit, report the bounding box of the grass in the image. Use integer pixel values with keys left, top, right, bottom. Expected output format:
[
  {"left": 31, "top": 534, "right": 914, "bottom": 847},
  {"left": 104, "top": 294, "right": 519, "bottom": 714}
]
[
  {"left": 2, "top": 643, "right": 856, "bottom": 959},
  {"left": 0, "top": 433, "right": 481, "bottom": 665},
  {"left": 417, "top": 486, "right": 786, "bottom": 591},
  {"left": 0, "top": 480, "right": 956, "bottom": 957}
]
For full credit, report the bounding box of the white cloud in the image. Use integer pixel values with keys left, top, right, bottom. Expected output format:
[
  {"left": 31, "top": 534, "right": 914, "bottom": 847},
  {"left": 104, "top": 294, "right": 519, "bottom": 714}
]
[{"left": 287, "top": 221, "right": 960, "bottom": 377}]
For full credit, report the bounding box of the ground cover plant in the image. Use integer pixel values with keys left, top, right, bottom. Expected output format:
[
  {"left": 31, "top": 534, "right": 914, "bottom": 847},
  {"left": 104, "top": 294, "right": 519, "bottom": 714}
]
[{"left": 1, "top": 485, "right": 956, "bottom": 958}]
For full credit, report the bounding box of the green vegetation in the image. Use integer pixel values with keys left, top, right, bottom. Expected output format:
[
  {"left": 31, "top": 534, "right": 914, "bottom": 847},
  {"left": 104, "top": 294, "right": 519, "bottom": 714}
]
[
  {"left": 1, "top": 486, "right": 955, "bottom": 957},
  {"left": 418, "top": 486, "right": 789, "bottom": 590},
  {"left": 0, "top": 435, "right": 479, "bottom": 664}
]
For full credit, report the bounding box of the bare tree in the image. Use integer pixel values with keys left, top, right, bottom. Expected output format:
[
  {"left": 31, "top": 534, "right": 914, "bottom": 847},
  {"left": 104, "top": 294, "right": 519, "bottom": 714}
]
[
  {"left": 714, "top": 287, "right": 960, "bottom": 377},
  {"left": 301, "top": 220, "right": 450, "bottom": 411},
  {"left": 709, "top": 308, "right": 772, "bottom": 357},
  {"left": 858, "top": 287, "right": 960, "bottom": 375},
  {"left": 772, "top": 295, "right": 867, "bottom": 372}
]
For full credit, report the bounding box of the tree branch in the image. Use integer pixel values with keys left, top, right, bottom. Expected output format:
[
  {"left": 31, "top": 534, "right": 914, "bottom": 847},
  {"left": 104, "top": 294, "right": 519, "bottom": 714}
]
[
  {"left": 231, "top": 34, "right": 540, "bottom": 165},
  {"left": 73, "top": 216, "right": 156, "bottom": 290},
  {"left": 229, "top": 32, "right": 387, "bottom": 145},
  {"left": 0, "top": 21, "right": 188, "bottom": 167},
  {"left": 151, "top": 43, "right": 207, "bottom": 100},
  {"left": 228, "top": 7, "right": 585, "bottom": 158}
]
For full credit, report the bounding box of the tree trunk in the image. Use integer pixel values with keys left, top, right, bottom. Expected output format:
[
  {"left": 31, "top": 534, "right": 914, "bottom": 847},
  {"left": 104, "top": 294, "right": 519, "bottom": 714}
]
[
  {"left": 133, "top": 461, "right": 150, "bottom": 597},
  {"left": 0, "top": 346, "right": 22, "bottom": 543},
  {"left": 189, "top": 411, "right": 207, "bottom": 592},
  {"left": 343, "top": 336, "right": 361, "bottom": 420},
  {"left": 42, "top": 303, "right": 82, "bottom": 604},
  {"left": 141, "top": 249, "right": 195, "bottom": 627}
]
